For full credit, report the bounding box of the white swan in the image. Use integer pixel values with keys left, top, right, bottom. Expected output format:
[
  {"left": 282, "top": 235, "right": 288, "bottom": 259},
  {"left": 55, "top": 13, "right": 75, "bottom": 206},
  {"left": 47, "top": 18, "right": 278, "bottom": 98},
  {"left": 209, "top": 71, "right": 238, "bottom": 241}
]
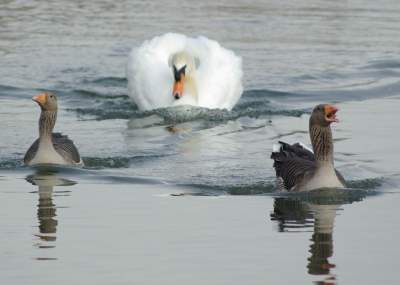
[{"left": 127, "top": 33, "right": 243, "bottom": 111}]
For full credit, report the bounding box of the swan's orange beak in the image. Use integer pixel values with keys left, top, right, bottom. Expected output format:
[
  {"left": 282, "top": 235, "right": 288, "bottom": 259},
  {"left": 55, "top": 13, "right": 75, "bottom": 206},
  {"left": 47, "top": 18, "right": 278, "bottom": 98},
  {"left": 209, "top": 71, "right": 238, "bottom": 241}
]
[
  {"left": 173, "top": 76, "right": 184, "bottom": 100},
  {"left": 32, "top": 93, "right": 47, "bottom": 106}
]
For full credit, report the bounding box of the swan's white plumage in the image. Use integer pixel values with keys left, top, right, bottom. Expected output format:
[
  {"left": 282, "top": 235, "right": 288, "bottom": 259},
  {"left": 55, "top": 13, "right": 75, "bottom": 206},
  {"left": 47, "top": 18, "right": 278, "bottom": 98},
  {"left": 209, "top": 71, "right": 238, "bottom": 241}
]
[{"left": 127, "top": 33, "right": 243, "bottom": 111}]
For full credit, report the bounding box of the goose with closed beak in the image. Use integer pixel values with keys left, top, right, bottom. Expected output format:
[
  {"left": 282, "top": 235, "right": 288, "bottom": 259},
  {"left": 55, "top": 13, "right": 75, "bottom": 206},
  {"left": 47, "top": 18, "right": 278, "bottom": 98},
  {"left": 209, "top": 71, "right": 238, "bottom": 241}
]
[
  {"left": 24, "top": 92, "right": 83, "bottom": 166},
  {"left": 271, "top": 104, "right": 345, "bottom": 191}
]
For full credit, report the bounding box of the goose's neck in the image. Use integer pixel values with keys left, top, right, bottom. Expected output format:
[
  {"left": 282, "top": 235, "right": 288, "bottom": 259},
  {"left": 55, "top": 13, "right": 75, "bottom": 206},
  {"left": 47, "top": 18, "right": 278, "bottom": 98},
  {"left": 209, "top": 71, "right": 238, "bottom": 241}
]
[
  {"left": 39, "top": 110, "right": 57, "bottom": 143},
  {"left": 309, "top": 124, "right": 334, "bottom": 166}
]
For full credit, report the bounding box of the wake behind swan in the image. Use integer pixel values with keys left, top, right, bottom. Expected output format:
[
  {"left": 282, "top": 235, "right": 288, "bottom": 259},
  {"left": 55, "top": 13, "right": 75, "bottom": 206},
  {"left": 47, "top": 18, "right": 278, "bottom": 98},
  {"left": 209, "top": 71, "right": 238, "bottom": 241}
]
[{"left": 127, "top": 33, "right": 243, "bottom": 111}]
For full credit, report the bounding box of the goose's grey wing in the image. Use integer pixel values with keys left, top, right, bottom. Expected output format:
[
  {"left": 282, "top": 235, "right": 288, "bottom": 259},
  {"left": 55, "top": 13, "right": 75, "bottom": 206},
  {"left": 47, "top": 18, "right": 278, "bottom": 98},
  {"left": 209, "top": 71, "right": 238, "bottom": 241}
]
[
  {"left": 277, "top": 141, "right": 315, "bottom": 161},
  {"left": 273, "top": 157, "right": 316, "bottom": 191},
  {"left": 24, "top": 139, "right": 39, "bottom": 165},
  {"left": 271, "top": 141, "right": 317, "bottom": 191},
  {"left": 52, "top": 133, "right": 82, "bottom": 164}
]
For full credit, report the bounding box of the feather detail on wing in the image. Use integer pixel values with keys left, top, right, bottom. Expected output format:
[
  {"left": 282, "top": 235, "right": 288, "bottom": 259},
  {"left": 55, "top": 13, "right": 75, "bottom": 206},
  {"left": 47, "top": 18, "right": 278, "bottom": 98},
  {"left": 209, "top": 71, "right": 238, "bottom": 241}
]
[
  {"left": 52, "top": 133, "right": 82, "bottom": 164},
  {"left": 24, "top": 139, "right": 40, "bottom": 165},
  {"left": 271, "top": 141, "right": 317, "bottom": 191}
]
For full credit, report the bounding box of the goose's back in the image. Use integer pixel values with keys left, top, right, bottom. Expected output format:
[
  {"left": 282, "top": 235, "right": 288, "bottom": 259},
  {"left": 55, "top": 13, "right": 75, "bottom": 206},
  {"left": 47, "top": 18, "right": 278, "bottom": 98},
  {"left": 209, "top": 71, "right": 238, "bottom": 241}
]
[{"left": 271, "top": 141, "right": 317, "bottom": 191}]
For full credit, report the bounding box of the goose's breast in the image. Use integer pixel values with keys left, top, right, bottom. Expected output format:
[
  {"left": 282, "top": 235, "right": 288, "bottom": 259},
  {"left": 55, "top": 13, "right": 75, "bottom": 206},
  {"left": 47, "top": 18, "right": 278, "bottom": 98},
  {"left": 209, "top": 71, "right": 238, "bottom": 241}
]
[
  {"left": 29, "top": 144, "right": 67, "bottom": 165},
  {"left": 301, "top": 167, "right": 344, "bottom": 191}
]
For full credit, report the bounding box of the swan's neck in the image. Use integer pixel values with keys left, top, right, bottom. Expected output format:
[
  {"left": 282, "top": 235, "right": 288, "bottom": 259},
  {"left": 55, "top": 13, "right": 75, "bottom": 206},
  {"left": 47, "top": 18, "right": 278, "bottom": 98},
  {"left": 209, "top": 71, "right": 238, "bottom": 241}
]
[
  {"left": 39, "top": 110, "right": 57, "bottom": 145},
  {"left": 184, "top": 75, "right": 198, "bottom": 102},
  {"left": 309, "top": 124, "right": 334, "bottom": 167}
]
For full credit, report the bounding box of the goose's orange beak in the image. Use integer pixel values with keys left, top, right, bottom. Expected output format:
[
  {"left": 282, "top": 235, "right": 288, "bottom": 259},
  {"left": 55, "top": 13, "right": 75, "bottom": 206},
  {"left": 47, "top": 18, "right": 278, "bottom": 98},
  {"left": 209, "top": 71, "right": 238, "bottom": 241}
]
[
  {"left": 324, "top": 104, "right": 339, "bottom": 123},
  {"left": 32, "top": 93, "right": 47, "bottom": 106},
  {"left": 173, "top": 77, "right": 184, "bottom": 100}
]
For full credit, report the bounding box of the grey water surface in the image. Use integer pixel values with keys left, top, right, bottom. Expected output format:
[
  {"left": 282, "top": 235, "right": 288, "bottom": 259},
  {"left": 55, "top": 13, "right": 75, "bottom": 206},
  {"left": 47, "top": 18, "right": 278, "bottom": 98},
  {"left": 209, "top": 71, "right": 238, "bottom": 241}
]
[{"left": 1, "top": 0, "right": 400, "bottom": 284}]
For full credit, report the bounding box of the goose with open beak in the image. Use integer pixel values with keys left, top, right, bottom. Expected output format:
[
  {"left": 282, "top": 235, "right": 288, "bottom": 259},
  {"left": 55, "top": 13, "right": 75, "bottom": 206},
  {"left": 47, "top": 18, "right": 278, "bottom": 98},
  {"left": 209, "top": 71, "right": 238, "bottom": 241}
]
[
  {"left": 271, "top": 104, "right": 345, "bottom": 191},
  {"left": 24, "top": 92, "right": 83, "bottom": 166}
]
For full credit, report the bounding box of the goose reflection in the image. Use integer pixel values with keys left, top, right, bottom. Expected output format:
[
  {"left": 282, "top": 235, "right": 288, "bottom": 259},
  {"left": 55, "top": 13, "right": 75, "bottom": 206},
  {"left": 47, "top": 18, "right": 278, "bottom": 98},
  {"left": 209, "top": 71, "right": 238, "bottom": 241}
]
[
  {"left": 307, "top": 203, "right": 339, "bottom": 276},
  {"left": 26, "top": 170, "right": 76, "bottom": 247},
  {"left": 271, "top": 197, "right": 341, "bottom": 283}
]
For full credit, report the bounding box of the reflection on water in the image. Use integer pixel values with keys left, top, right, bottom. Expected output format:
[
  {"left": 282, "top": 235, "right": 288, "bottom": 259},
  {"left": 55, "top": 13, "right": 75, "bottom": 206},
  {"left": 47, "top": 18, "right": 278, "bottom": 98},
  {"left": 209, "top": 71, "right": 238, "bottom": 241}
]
[
  {"left": 307, "top": 203, "right": 339, "bottom": 277},
  {"left": 270, "top": 198, "right": 314, "bottom": 233},
  {"left": 270, "top": 191, "right": 367, "bottom": 284},
  {"left": 271, "top": 198, "right": 338, "bottom": 283},
  {"left": 26, "top": 169, "right": 76, "bottom": 260},
  {"left": 36, "top": 185, "right": 57, "bottom": 243}
]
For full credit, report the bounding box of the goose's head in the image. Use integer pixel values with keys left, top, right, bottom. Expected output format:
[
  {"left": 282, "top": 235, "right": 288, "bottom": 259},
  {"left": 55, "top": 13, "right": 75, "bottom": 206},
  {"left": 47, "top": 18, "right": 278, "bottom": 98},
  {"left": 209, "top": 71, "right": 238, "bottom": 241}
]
[
  {"left": 33, "top": 92, "right": 58, "bottom": 111},
  {"left": 310, "top": 104, "right": 339, "bottom": 127},
  {"left": 169, "top": 52, "right": 198, "bottom": 100}
]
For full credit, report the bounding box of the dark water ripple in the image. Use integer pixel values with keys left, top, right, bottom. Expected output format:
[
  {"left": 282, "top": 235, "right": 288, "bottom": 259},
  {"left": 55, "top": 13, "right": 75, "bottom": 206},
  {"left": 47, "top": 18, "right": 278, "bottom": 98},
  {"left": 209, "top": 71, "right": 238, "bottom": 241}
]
[
  {"left": 66, "top": 89, "right": 310, "bottom": 122},
  {"left": 73, "top": 89, "right": 129, "bottom": 100},
  {"left": 0, "top": 158, "right": 23, "bottom": 169},
  {"left": 0, "top": 155, "right": 172, "bottom": 171},
  {"left": 70, "top": 102, "right": 139, "bottom": 120},
  {"left": 174, "top": 177, "right": 384, "bottom": 197},
  {"left": 83, "top": 154, "right": 174, "bottom": 169},
  {"left": 274, "top": 188, "right": 380, "bottom": 205},
  {"left": 363, "top": 59, "right": 400, "bottom": 70},
  {"left": 346, "top": 178, "right": 384, "bottom": 190},
  {"left": 83, "top": 156, "right": 131, "bottom": 169},
  {"left": 177, "top": 181, "right": 276, "bottom": 196},
  {"left": 82, "top": 76, "right": 128, "bottom": 87}
]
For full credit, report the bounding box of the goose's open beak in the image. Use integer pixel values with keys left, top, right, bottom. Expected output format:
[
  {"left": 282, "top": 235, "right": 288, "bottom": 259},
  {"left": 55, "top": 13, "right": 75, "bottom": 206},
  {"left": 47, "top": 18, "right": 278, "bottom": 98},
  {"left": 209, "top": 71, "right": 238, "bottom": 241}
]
[
  {"left": 324, "top": 104, "right": 339, "bottom": 123},
  {"left": 173, "top": 76, "right": 184, "bottom": 100},
  {"left": 32, "top": 93, "right": 47, "bottom": 106}
]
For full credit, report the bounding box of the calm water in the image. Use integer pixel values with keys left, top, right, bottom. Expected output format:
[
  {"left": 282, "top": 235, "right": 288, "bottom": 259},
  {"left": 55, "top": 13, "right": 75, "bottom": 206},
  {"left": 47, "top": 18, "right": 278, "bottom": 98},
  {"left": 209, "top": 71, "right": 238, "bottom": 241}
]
[{"left": 1, "top": 0, "right": 400, "bottom": 284}]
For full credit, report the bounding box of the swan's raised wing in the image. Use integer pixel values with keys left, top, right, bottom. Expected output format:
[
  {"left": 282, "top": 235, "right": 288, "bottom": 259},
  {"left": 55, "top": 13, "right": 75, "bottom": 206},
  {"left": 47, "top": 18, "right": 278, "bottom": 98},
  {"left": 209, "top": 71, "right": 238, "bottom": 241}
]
[{"left": 188, "top": 36, "right": 243, "bottom": 110}]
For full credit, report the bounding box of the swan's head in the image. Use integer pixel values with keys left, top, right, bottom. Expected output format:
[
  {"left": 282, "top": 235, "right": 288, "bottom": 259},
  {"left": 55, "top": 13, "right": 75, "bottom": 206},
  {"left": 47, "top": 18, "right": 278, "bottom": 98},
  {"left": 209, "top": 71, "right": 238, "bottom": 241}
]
[
  {"left": 172, "top": 64, "right": 186, "bottom": 100},
  {"left": 169, "top": 52, "right": 198, "bottom": 100}
]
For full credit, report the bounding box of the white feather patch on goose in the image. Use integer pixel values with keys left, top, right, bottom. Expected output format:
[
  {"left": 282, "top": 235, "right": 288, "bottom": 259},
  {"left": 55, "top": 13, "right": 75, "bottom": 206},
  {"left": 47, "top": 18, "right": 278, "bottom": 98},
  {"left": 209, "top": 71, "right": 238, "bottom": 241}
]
[
  {"left": 272, "top": 143, "right": 282, "bottom": 153},
  {"left": 298, "top": 142, "right": 314, "bottom": 153}
]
